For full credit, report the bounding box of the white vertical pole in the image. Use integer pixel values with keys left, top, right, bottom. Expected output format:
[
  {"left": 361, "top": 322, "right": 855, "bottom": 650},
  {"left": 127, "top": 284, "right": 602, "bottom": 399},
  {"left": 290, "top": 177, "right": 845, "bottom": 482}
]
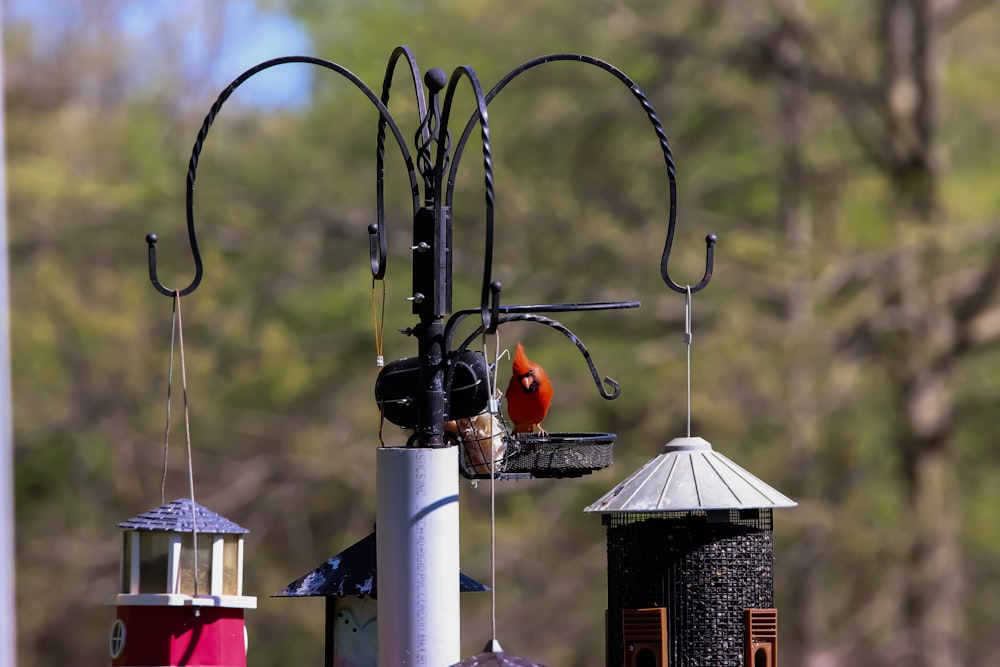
[
  {"left": 0, "top": 5, "right": 15, "bottom": 665},
  {"left": 129, "top": 533, "right": 140, "bottom": 595},
  {"left": 211, "top": 534, "right": 224, "bottom": 595},
  {"left": 168, "top": 534, "right": 182, "bottom": 594},
  {"left": 377, "top": 446, "right": 460, "bottom": 667},
  {"left": 237, "top": 537, "right": 244, "bottom": 596}
]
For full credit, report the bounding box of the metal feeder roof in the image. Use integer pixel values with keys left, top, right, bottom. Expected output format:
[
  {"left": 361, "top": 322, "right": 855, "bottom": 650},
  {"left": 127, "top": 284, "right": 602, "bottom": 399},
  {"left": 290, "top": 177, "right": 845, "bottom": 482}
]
[
  {"left": 272, "top": 531, "right": 488, "bottom": 598},
  {"left": 117, "top": 498, "right": 249, "bottom": 534},
  {"left": 584, "top": 436, "right": 797, "bottom": 513}
]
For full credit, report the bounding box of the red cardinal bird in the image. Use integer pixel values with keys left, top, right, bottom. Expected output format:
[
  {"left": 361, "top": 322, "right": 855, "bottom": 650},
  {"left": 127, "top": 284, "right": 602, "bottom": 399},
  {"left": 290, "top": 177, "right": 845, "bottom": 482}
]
[{"left": 505, "top": 342, "right": 553, "bottom": 435}]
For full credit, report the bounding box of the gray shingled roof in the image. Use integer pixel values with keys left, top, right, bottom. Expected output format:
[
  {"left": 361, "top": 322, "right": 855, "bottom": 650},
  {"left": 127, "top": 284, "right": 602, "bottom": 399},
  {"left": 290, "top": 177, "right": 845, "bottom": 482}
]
[
  {"left": 117, "top": 498, "right": 249, "bottom": 534},
  {"left": 584, "top": 436, "right": 797, "bottom": 513},
  {"left": 273, "top": 531, "right": 488, "bottom": 598}
]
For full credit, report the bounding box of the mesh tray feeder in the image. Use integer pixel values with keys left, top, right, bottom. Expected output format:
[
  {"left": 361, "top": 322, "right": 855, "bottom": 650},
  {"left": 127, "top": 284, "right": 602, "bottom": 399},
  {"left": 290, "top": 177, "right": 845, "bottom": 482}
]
[
  {"left": 454, "top": 416, "right": 615, "bottom": 480},
  {"left": 504, "top": 432, "right": 616, "bottom": 478}
]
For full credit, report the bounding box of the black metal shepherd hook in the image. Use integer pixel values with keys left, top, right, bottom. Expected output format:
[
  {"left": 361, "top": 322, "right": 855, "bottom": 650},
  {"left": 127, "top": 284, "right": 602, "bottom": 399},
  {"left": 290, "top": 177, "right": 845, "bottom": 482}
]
[
  {"left": 145, "top": 55, "right": 419, "bottom": 297},
  {"left": 432, "top": 64, "right": 500, "bottom": 333},
  {"left": 146, "top": 49, "right": 715, "bottom": 303},
  {"left": 370, "top": 46, "right": 436, "bottom": 280},
  {"left": 447, "top": 53, "right": 717, "bottom": 295},
  {"left": 145, "top": 47, "right": 718, "bottom": 443}
]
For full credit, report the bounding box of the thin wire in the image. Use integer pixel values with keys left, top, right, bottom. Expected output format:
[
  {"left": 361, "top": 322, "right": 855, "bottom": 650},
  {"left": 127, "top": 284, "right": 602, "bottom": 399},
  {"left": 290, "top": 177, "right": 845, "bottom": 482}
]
[
  {"left": 684, "top": 285, "right": 692, "bottom": 438},
  {"left": 481, "top": 332, "right": 502, "bottom": 641},
  {"left": 160, "top": 295, "right": 179, "bottom": 505},
  {"left": 174, "top": 291, "right": 200, "bottom": 597}
]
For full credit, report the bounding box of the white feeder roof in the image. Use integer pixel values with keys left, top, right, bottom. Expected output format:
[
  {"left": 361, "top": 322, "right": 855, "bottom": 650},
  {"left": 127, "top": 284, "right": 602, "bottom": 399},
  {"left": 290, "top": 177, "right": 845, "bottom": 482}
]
[{"left": 584, "top": 436, "right": 797, "bottom": 513}]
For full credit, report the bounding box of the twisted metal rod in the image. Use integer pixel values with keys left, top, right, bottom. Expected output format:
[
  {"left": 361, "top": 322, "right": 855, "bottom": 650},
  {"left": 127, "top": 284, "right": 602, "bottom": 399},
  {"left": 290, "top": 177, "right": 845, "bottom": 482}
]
[{"left": 433, "top": 65, "right": 500, "bottom": 333}]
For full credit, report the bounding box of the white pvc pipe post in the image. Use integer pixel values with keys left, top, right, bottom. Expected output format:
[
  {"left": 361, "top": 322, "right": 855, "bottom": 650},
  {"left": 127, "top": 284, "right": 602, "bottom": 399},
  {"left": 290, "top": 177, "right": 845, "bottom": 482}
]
[{"left": 377, "top": 446, "right": 460, "bottom": 667}]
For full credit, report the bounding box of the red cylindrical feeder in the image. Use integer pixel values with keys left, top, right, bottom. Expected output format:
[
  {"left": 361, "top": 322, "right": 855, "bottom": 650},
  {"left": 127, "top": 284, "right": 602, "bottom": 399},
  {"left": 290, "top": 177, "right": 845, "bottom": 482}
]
[{"left": 108, "top": 498, "right": 256, "bottom": 667}]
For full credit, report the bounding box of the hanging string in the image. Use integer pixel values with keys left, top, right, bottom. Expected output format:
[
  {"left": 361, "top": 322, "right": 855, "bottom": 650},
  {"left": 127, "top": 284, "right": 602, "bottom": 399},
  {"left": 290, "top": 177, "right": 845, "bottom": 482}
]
[
  {"left": 481, "top": 331, "right": 502, "bottom": 642},
  {"left": 160, "top": 295, "right": 179, "bottom": 505},
  {"left": 684, "top": 285, "right": 693, "bottom": 438},
  {"left": 372, "top": 277, "right": 386, "bottom": 368},
  {"left": 173, "top": 290, "right": 201, "bottom": 598}
]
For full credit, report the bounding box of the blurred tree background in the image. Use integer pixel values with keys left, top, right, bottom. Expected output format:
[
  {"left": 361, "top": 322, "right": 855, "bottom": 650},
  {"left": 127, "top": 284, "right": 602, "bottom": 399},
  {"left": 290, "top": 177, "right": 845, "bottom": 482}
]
[{"left": 6, "top": 0, "right": 1000, "bottom": 666}]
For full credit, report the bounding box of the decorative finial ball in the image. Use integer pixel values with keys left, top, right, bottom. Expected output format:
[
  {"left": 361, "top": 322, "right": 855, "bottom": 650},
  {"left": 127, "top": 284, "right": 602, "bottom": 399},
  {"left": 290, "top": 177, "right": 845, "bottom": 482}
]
[
  {"left": 706, "top": 233, "right": 718, "bottom": 247},
  {"left": 146, "top": 233, "right": 159, "bottom": 246},
  {"left": 425, "top": 68, "right": 448, "bottom": 94}
]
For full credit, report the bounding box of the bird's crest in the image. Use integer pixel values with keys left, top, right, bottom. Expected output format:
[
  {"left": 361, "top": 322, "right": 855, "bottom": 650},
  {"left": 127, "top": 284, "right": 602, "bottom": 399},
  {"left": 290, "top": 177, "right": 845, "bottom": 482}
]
[{"left": 512, "top": 342, "right": 531, "bottom": 375}]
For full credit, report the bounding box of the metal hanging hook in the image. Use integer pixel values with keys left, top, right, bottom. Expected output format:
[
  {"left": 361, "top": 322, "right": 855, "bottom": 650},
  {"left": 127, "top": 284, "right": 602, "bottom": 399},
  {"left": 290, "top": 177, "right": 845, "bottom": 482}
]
[
  {"left": 146, "top": 55, "right": 419, "bottom": 296},
  {"left": 451, "top": 312, "right": 622, "bottom": 401},
  {"left": 661, "top": 228, "right": 717, "bottom": 295},
  {"left": 146, "top": 230, "right": 202, "bottom": 297},
  {"left": 369, "top": 47, "right": 434, "bottom": 280},
  {"left": 447, "top": 53, "right": 718, "bottom": 297}
]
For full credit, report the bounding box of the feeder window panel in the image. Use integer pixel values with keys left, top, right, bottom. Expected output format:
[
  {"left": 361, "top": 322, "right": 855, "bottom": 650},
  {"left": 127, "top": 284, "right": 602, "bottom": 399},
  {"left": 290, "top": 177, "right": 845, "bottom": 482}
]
[
  {"left": 138, "top": 531, "right": 170, "bottom": 593},
  {"left": 221, "top": 534, "right": 240, "bottom": 595},
  {"left": 109, "top": 619, "right": 126, "bottom": 659},
  {"left": 178, "top": 532, "right": 212, "bottom": 595}
]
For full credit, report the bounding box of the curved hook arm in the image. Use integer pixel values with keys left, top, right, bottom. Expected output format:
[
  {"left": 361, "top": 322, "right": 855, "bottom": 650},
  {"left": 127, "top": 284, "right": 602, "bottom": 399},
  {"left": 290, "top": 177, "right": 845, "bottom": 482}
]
[
  {"left": 450, "top": 312, "right": 621, "bottom": 401},
  {"left": 146, "top": 55, "right": 419, "bottom": 296},
  {"left": 433, "top": 65, "right": 501, "bottom": 334},
  {"left": 447, "top": 53, "right": 716, "bottom": 295},
  {"left": 369, "top": 46, "right": 431, "bottom": 279},
  {"left": 381, "top": 46, "right": 431, "bottom": 148}
]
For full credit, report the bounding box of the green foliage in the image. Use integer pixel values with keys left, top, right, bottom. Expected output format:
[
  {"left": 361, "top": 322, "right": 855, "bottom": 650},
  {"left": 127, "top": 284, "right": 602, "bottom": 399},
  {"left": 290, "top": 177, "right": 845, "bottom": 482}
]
[{"left": 9, "top": 1, "right": 1000, "bottom": 666}]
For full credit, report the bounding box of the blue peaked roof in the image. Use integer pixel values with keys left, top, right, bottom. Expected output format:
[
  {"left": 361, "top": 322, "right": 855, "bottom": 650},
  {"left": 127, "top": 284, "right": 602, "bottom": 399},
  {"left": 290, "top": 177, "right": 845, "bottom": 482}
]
[
  {"left": 117, "top": 498, "right": 249, "bottom": 534},
  {"left": 272, "top": 531, "right": 488, "bottom": 598}
]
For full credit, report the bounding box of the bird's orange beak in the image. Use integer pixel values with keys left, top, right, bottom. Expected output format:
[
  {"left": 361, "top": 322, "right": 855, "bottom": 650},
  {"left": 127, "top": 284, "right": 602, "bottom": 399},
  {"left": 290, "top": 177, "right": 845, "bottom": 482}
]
[{"left": 521, "top": 376, "right": 532, "bottom": 391}]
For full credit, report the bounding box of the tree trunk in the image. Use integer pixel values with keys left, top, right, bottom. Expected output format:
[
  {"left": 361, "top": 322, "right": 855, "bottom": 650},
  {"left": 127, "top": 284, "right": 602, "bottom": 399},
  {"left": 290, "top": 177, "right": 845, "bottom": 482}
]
[
  {"left": 771, "top": 21, "right": 827, "bottom": 667},
  {"left": 879, "top": 1, "right": 963, "bottom": 665}
]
